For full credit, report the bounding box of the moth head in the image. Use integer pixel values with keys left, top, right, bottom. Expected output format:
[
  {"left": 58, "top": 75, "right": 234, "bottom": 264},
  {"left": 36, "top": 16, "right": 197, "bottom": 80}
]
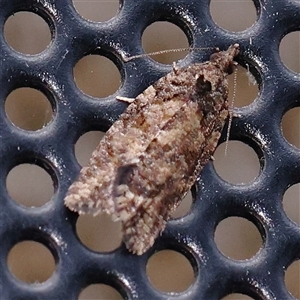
[{"left": 209, "top": 44, "right": 239, "bottom": 74}]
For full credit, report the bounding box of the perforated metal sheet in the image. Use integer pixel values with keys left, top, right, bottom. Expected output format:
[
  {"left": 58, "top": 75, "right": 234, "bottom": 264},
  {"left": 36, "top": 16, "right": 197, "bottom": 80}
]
[{"left": 0, "top": 0, "right": 299, "bottom": 299}]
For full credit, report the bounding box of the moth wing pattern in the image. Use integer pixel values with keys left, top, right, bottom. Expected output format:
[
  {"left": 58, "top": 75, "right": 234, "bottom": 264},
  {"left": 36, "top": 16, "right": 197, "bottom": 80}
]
[
  {"left": 64, "top": 44, "right": 240, "bottom": 255},
  {"left": 64, "top": 76, "right": 188, "bottom": 216},
  {"left": 114, "top": 89, "right": 228, "bottom": 254}
]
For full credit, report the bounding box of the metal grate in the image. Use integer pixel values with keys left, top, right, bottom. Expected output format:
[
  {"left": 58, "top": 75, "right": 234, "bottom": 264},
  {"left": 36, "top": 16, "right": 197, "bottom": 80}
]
[{"left": 0, "top": 0, "right": 299, "bottom": 299}]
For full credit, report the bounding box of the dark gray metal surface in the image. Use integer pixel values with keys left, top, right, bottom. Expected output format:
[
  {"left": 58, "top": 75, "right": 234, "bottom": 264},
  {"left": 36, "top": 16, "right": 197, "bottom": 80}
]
[{"left": 0, "top": 0, "right": 299, "bottom": 299}]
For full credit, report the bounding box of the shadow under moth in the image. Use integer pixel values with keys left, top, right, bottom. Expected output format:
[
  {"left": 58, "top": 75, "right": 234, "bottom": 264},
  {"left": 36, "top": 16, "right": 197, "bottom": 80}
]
[{"left": 64, "top": 44, "right": 240, "bottom": 255}]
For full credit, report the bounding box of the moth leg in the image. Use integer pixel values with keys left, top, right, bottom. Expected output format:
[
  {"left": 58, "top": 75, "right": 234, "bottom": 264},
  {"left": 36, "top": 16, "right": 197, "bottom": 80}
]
[
  {"left": 232, "top": 112, "right": 241, "bottom": 118},
  {"left": 116, "top": 96, "right": 135, "bottom": 103},
  {"left": 172, "top": 61, "right": 180, "bottom": 74}
]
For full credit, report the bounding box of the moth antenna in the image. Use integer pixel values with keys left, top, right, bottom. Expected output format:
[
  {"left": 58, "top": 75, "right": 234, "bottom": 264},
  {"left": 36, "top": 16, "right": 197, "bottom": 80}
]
[
  {"left": 225, "top": 66, "right": 238, "bottom": 156},
  {"left": 122, "top": 47, "right": 215, "bottom": 62}
]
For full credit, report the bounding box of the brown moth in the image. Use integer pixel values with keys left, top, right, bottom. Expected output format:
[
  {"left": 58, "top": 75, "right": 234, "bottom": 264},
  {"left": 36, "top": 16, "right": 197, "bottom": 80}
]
[{"left": 64, "top": 44, "right": 240, "bottom": 255}]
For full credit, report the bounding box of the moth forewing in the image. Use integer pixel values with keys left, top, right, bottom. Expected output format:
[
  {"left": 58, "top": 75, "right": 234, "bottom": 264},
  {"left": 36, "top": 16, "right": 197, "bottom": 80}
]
[{"left": 64, "top": 44, "right": 240, "bottom": 255}]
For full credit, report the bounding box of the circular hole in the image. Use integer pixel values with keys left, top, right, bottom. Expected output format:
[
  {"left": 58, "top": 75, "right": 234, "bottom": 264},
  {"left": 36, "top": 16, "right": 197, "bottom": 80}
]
[
  {"left": 213, "top": 141, "right": 260, "bottom": 184},
  {"left": 281, "top": 107, "right": 300, "bottom": 149},
  {"left": 285, "top": 259, "right": 300, "bottom": 299},
  {"left": 210, "top": 0, "right": 257, "bottom": 32},
  {"left": 76, "top": 214, "right": 122, "bottom": 253},
  {"left": 214, "top": 217, "right": 263, "bottom": 260},
  {"left": 74, "top": 55, "right": 121, "bottom": 98},
  {"left": 279, "top": 31, "right": 300, "bottom": 73},
  {"left": 228, "top": 65, "right": 259, "bottom": 108},
  {"left": 73, "top": 0, "right": 119, "bottom": 22},
  {"left": 75, "top": 131, "right": 105, "bottom": 166},
  {"left": 171, "top": 190, "right": 193, "bottom": 219},
  {"left": 283, "top": 183, "right": 300, "bottom": 225},
  {"left": 79, "top": 284, "right": 123, "bottom": 300},
  {"left": 142, "top": 21, "right": 189, "bottom": 64},
  {"left": 5, "top": 87, "right": 53, "bottom": 131},
  {"left": 6, "top": 164, "right": 54, "bottom": 208},
  {"left": 7, "top": 241, "right": 56, "bottom": 284},
  {"left": 222, "top": 294, "right": 254, "bottom": 299},
  {"left": 4, "top": 12, "right": 51, "bottom": 54},
  {"left": 146, "top": 250, "right": 194, "bottom": 293}
]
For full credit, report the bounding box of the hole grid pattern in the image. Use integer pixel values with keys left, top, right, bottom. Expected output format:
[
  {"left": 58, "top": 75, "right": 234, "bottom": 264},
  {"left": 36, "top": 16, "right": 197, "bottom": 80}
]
[{"left": 0, "top": 0, "right": 299, "bottom": 299}]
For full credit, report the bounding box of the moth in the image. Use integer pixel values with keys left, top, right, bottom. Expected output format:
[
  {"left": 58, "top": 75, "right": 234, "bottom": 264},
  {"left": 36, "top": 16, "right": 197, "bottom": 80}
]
[{"left": 64, "top": 44, "right": 240, "bottom": 255}]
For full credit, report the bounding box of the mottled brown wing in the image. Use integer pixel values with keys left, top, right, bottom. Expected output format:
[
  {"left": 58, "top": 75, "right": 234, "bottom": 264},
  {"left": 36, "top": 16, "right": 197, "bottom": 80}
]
[
  {"left": 114, "top": 97, "right": 227, "bottom": 254},
  {"left": 64, "top": 72, "right": 192, "bottom": 217},
  {"left": 64, "top": 44, "right": 239, "bottom": 255}
]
